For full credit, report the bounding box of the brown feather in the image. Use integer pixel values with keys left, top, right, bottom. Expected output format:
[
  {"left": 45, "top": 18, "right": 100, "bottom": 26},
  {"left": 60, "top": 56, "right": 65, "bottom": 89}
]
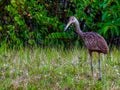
[{"left": 83, "top": 32, "right": 108, "bottom": 54}]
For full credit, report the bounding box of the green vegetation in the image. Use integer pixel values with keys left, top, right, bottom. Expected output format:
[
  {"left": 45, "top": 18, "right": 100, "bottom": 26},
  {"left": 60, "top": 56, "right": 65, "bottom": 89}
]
[
  {"left": 0, "top": 0, "right": 120, "bottom": 89},
  {"left": 0, "top": 46, "right": 120, "bottom": 89},
  {"left": 0, "top": 0, "right": 120, "bottom": 47}
]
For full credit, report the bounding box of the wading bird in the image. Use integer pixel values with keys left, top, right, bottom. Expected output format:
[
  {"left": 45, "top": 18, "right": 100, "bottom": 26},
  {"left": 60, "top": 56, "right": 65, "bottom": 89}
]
[{"left": 64, "top": 16, "right": 109, "bottom": 80}]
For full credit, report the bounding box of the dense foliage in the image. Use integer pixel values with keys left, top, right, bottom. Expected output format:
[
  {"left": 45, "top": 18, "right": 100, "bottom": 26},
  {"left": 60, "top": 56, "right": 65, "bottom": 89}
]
[{"left": 0, "top": 0, "right": 120, "bottom": 47}]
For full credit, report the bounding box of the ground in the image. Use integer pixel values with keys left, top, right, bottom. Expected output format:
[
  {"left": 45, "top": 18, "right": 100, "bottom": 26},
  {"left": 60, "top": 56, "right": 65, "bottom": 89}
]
[{"left": 0, "top": 46, "right": 120, "bottom": 90}]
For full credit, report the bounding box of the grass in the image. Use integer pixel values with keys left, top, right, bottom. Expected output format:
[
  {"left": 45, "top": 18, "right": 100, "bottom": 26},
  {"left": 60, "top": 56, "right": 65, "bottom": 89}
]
[{"left": 0, "top": 46, "right": 120, "bottom": 90}]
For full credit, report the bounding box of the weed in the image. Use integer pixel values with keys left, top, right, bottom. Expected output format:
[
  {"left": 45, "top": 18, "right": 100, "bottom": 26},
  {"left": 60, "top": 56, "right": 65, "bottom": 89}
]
[{"left": 0, "top": 46, "right": 120, "bottom": 89}]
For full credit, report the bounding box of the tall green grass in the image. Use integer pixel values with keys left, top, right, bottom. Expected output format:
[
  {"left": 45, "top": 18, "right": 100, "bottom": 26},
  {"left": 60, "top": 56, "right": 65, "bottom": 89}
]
[{"left": 0, "top": 46, "right": 120, "bottom": 90}]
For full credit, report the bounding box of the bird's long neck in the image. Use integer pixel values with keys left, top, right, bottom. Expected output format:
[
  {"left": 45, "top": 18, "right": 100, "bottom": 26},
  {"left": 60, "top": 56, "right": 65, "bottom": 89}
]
[{"left": 74, "top": 20, "right": 83, "bottom": 37}]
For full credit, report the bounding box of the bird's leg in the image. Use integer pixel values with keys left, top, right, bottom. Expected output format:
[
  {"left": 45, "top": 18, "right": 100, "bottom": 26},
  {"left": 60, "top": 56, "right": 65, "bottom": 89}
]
[
  {"left": 98, "top": 53, "right": 101, "bottom": 81},
  {"left": 89, "top": 51, "right": 93, "bottom": 76}
]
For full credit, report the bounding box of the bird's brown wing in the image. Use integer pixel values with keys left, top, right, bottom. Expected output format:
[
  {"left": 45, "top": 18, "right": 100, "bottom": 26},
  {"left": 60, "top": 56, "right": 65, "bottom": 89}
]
[
  {"left": 83, "top": 32, "right": 98, "bottom": 50},
  {"left": 83, "top": 32, "right": 108, "bottom": 54},
  {"left": 96, "top": 34, "right": 109, "bottom": 54}
]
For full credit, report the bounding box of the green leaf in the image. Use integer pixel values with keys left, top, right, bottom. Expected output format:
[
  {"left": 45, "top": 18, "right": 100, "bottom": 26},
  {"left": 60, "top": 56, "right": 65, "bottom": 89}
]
[
  {"left": 28, "top": 39, "right": 35, "bottom": 45},
  {"left": 67, "top": 76, "right": 72, "bottom": 85},
  {"left": 14, "top": 16, "right": 19, "bottom": 21},
  {"left": 114, "top": 26, "right": 119, "bottom": 36},
  {"left": 102, "top": 12, "right": 108, "bottom": 21},
  {"left": 7, "top": 5, "right": 12, "bottom": 11},
  {"left": 11, "top": 0, "right": 17, "bottom": 8}
]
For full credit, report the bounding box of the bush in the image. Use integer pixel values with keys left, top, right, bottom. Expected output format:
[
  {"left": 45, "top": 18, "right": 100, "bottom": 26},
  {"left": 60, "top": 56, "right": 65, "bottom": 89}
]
[{"left": 0, "top": 0, "right": 120, "bottom": 47}]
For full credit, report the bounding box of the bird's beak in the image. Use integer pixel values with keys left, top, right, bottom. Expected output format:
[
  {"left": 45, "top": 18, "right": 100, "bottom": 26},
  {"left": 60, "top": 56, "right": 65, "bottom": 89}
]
[{"left": 64, "top": 21, "right": 72, "bottom": 32}]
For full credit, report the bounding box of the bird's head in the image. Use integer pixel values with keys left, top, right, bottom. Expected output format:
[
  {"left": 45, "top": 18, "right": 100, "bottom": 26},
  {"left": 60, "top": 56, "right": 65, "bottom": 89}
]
[{"left": 64, "top": 16, "right": 77, "bottom": 32}]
